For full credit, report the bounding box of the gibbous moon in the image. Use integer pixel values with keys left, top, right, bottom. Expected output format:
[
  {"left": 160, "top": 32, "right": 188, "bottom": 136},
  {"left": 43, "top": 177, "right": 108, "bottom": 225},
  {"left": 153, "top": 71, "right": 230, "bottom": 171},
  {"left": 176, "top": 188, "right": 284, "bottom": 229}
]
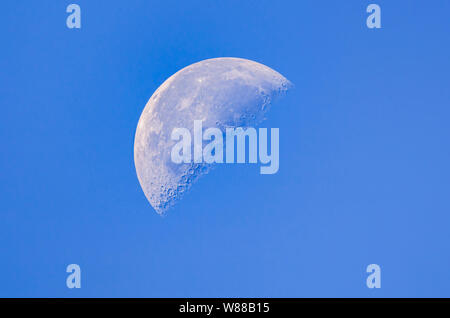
[{"left": 134, "top": 57, "right": 291, "bottom": 214}]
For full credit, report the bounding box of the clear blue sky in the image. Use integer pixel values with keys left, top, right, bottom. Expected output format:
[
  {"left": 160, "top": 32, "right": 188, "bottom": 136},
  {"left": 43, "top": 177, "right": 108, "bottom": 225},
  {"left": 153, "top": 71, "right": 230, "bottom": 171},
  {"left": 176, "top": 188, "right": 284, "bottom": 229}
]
[{"left": 1, "top": 0, "right": 449, "bottom": 297}]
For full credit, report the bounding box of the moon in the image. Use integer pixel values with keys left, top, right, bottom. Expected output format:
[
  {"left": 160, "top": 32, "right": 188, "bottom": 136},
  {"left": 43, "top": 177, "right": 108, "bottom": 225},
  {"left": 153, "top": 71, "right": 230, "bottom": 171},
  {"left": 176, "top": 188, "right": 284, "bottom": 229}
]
[{"left": 134, "top": 57, "right": 291, "bottom": 214}]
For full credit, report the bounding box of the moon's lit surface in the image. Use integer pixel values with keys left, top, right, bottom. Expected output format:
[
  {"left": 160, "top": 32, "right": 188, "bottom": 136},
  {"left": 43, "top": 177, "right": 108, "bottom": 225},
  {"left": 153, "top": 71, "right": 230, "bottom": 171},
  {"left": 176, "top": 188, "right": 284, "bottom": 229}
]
[{"left": 134, "top": 57, "right": 291, "bottom": 214}]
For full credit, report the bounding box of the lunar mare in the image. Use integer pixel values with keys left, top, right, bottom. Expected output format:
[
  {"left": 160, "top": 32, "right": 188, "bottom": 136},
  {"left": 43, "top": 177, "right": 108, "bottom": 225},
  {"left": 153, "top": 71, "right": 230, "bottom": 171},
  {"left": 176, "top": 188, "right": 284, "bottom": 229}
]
[{"left": 134, "top": 57, "right": 291, "bottom": 214}]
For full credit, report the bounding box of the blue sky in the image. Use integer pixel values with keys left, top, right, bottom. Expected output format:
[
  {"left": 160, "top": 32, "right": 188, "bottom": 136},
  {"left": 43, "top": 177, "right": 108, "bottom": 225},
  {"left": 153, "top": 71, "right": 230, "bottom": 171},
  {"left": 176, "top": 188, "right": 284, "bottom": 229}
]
[{"left": 1, "top": 0, "right": 449, "bottom": 297}]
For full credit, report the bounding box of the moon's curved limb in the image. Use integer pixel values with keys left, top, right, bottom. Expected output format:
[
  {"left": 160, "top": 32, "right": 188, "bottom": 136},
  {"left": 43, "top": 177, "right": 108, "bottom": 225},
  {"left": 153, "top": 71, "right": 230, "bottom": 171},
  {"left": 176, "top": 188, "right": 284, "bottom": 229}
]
[{"left": 134, "top": 57, "right": 291, "bottom": 214}]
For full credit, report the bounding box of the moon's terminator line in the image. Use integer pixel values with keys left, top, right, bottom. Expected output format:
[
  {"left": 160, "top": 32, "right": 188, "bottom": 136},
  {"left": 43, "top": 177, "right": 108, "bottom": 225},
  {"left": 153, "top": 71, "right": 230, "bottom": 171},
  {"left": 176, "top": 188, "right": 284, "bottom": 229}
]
[{"left": 134, "top": 57, "right": 291, "bottom": 214}]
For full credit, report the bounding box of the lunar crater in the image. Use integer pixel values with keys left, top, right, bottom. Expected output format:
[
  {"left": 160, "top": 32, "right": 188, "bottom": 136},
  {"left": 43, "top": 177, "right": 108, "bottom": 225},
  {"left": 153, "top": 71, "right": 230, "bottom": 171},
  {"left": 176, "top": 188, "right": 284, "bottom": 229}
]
[{"left": 134, "top": 57, "right": 291, "bottom": 214}]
